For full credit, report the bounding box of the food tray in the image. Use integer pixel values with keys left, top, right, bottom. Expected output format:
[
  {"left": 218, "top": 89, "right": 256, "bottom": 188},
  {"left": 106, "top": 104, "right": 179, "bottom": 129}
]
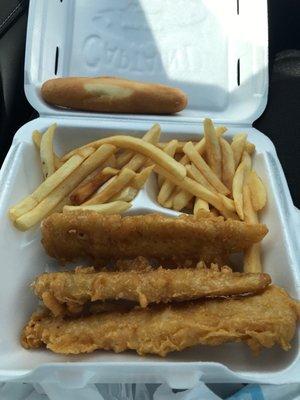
[{"left": 0, "top": 0, "right": 299, "bottom": 389}]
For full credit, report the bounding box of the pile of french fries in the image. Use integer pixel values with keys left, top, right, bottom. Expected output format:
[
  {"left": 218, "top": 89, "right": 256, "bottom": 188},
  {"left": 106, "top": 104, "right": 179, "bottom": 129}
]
[{"left": 8, "top": 119, "right": 267, "bottom": 271}]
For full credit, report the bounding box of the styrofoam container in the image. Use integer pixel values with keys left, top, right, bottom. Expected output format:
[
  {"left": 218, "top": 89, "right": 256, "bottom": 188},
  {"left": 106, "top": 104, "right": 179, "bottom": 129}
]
[{"left": 0, "top": 0, "right": 299, "bottom": 389}]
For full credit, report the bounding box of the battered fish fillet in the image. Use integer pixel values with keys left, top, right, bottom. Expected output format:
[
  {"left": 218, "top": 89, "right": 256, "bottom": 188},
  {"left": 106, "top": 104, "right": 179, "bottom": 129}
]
[
  {"left": 33, "top": 265, "right": 271, "bottom": 311},
  {"left": 41, "top": 213, "right": 268, "bottom": 264},
  {"left": 21, "top": 286, "right": 299, "bottom": 356}
]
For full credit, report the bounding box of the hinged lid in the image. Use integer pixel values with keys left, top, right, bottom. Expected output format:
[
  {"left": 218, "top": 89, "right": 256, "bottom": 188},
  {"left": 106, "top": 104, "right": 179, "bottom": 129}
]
[{"left": 24, "top": 0, "right": 268, "bottom": 125}]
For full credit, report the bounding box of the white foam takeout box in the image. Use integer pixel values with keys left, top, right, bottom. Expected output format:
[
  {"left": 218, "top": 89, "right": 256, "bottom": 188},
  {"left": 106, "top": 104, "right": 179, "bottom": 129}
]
[{"left": 0, "top": 0, "right": 299, "bottom": 389}]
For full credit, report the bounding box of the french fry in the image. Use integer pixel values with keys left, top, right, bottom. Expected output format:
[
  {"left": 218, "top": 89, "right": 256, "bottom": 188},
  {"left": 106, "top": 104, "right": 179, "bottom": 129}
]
[
  {"left": 106, "top": 136, "right": 186, "bottom": 180},
  {"left": 183, "top": 142, "right": 230, "bottom": 195},
  {"left": 131, "top": 165, "right": 154, "bottom": 189},
  {"left": 32, "top": 130, "right": 42, "bottom": 148},
  {"left": 172, "top": 190, "right": 194, "bottom": 211},
  {"left": 194, "top": 197, "right": 210, "bottom": 218},
  {"left": 247, "top": 170, "right": 267, "bottom": 211},
  {"left": 243, "top": 183, "right": 258, "bottom": 224},
  {"left": 154, "top": 166, "right": 238, "bottom": 219},
  {"left": 14, "top": 144, "right": 116, "bottom": 231},
  {"left": 186, "top": 164, "right": 216, "bottom": 192},
  {"left": 110, "top": 186, "right": 138, "bottom": 202},
  {"left": 9, "top": 147, "right": 95, "bottom": 220},
  {"left": 204, "top": 118, "right": 222, "bottom": 179},
  {"left": 178, "top": 126, "right": 227, "bottom": 167},
  {"left": 232, "top": 133, "right": 247, "bottom": 168},
  {"left": 157, "top": 180, "right": 175, "bottom": 206},
  {"left": 158, "top": 127, "right": 226, "bottom": 207},
  {"left": 163, "top": 197, "right": 173, "bottom": 209},
  {"left": 245, "top": 141, "right": 255, "bottom": 155},
  {"left": 220, "top": 194, "right": 236, "bottom": 212},
  {"left": 69, "top": 167, "right": 119, "bottom": 205},
  {"left": 157, "top": 141, "right": 194, "bottom": 152},
  {"left": 232, "top": 151, "right": 251, "bottom": 220},
  {"left": 61, "top": 125, "right": 226, "bottom": 163},
  {"left": 220, "top": 137, "right": 235, "bottom": 190},
  {"left": 232, "top": 161, "right": 246, "bottom": 220},
  {"left": 116, "top": 151, "right": 134, "bottom": 169},
  {"left": 116, "top": 125, "right": 160, "bottom": 169},
  {"left": 243, "top": 183, "right": 262, "bottom": 272},
  {"left": 244, "top": 244, "right": 262, "bottom": 273},
  {"left": 51, "top": 196, "right": 72, "bottom": 214},
  {"left": 157, "top": 139, "right": 178, "bottom": 188},
  {"left": 103, "top": 154, "right": 117, "bottom": 169},
  {"left": 40, "top": 124, "right": 57, "bottom": 178},
  {"left": 83, "top": 168, "right": 136, "bottom": 205},
  {"left": 33, "top": 129, "right": 62, "bottom": 170},
  {"left": 241, "top": 150, "right": 252, "bottom": 170},
  {"left": 63, "top": 201, "right": 131, "bottom": 215}
]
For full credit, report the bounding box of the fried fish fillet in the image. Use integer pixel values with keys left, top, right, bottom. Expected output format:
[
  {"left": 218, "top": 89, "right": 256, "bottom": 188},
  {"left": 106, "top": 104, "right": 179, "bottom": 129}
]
[
  {"left": 21, "top": 286, "right": 299, "bottom": 356},
  {"left": 41, "top": 213, "right": 268, "bottom": 264},
  {"left": 33, "top": 265, "right": 271, "bottom": 312}
]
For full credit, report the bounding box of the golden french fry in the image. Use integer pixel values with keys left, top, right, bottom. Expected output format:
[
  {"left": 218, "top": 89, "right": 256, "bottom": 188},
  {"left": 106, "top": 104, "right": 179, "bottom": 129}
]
[
  {"left": 63, "top": 201, "right": 131, "bottom": 215},
  {"left": 183, "top": 142, "right": 230, "bottom": 195},
  {"left": 9, "top": 147, "right": 95, "bottom": 220},
  {"left": 204, "top": 118, "right": 222, "bottom": 179},
  {"left": 50, "top": 196, "right": 72, "bottom": 214},
  {"left": 154, "top": 166, "right": 238, "bottom": 219},
  {"left": 157, "top": 141, "right": 193, "bottom": 152},
  {"left": 102, "top": 154, "right": 117, "bottom": 169},
  {"left": 243, "top": 183, "right": 261, "bottom": 272},
  {"left": 40, "top": 124, "right": 57, "bottom": 178},
  {"left": 14, "top": 144, "right": 116, "bottom": 231},
  {"left": 132, "top": 165, "right": 154, "bottom": 189},
  {"left": 163, "top": 197, "right": 173, "bottom": 209},
  {"left": 116, "top": 151, "right": 134, "bottom": 169},
  {"left": 232, "top": 161, "right": 246, "bottom": 220},
  {"left": 186, "top": 164, "right": 216, "bottom": 192},
  {"left": 116, "top": 124, "right": 161, "bottom": 170},
  {"left": 110, "top": 186, "right": 138, "bottom": 202},
  {"left": 157, "top": 139, "right": 178, "bottom": 188},
  {"left": 83, "top": 168, "right": 136, "bottom": 205},
  {"left": 232, "top": 133, "right": 247, "bottom": 168},
  {"left": 63, "top": 124, "right": 161, "bottom": 160},
  {"left": 245, "top": 141, "right": 255, "bottom": 155},
  {"left": 220, "top": 138, "right": 235, "bottom": 190},
  {"left": 244, "top": 244, "right": 262, "bottom": 273},
  {"left": 247, "top": 170, "right": 267, "bottom": 211},
  {"left": 178, "top": 126, "right": 227, "bottom": 167},
  {"left": 33, "top": 129, "right": 62, "bottom": 171},
  {"left": 172, "top": 190, "right": 194, "bottom": 211},
  {"left": 194, "top": 197, "right": 210, "bottom": 218},
  {"left": 62, "top": 125, "right": 226, "bottom": 164},
  {"left": 157, "top": 127, "right": 227, "bottom": 206},
  {"left": 241, "top": 150, "right": 252, "bottom": 170},
  {"left": 157, "top": 179, "right": 175, "bottom": 205},
  {"left": 32, "top": 130, "right": 42, "bottom": 148},
  {"left": 220, "top": 194, "right": 236, "bottom": 212},
  {"left": 105, "top": 136, "right": 186, "bottom": 180},
  {"left": 69, "top": 166, "right": 119, "bottom": 205},
  {"left": 243, "top": 183, "right": 258, "bottom": 224}
]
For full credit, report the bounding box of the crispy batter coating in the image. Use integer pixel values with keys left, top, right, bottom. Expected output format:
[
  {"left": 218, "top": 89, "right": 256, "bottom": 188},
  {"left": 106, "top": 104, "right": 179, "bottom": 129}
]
[
  {"left": 21, "top": 286, "right": 299, "bottom": 356},
  {"left": 41, "top": 213, "right": 268, "bottom": 264},
  {"left": 33, "top": 265, "right": 271, "bottom": 311}
]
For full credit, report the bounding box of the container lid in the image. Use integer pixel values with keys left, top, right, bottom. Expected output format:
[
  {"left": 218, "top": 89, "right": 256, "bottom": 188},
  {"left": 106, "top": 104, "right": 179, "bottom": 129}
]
[{"left": 24, "top": 0, "right": 268, "bottom": 125}]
